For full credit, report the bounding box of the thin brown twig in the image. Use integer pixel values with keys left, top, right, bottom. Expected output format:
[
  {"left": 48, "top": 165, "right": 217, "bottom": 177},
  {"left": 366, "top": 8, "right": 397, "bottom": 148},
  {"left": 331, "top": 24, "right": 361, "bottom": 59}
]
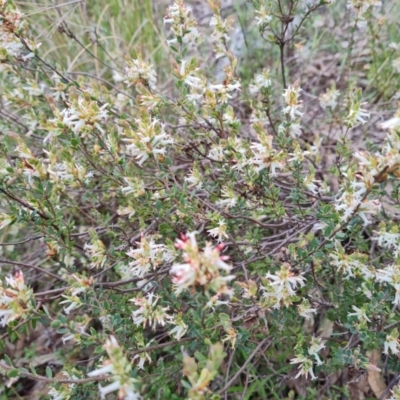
[
  {"left": 0, "top": 259, "right": 67, "bottom": 282},
  {"left": 218, "top": 337, "right": 271, "bottom": 395}
]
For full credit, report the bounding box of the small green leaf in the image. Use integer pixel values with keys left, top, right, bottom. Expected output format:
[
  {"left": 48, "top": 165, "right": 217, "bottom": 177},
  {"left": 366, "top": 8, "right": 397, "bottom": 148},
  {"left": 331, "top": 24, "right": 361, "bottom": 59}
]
[
  {"left": 314, "top": 251, "right": 325, "bottom": 259},
  {"left": 7, "top": 369, "right": 20, "bottom": 378},
  {"left": 324, "top": 226, "right": 332, "bottom": 237},
  {"left": 70, "top": 138, "right": 79, "bottom": 147},
  {"left": 335, "top": 232, "right": 347, "bottom": 241},
  {"left": 51, "top": 320, "right": 61, "bottom": 329},
  {"left": 94, "top": 346, "right": 104, "bottom": 354},
  {"left": 3, "top": 354, "right": 13, "bottom": 366},
  {"left": 46, "top": 366, "right": 53, "bottom": 378}
]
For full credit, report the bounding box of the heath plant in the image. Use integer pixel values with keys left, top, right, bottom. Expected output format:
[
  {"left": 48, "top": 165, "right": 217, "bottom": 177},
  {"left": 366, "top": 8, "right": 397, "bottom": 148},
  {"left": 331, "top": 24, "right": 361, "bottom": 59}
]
[{"left": 1, "top": 0, "right": 400, "bottom": 399}]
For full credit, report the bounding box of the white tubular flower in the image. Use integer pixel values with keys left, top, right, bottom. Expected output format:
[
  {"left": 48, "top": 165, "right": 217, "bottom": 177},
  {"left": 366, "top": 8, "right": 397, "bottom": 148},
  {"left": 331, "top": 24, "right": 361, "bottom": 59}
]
[
  {"left": 308, "top": 337, "right": 325, "bottom": 366},
  {"left": 382, "top": 117, "right": 400, "bottom": 131},
  {"left": 255, "top": 6, "right": 273, "bottom": 27},
  {"left": 261, "top": 263, "right": 305, "bottom": 308},
  {"left": 208, "top": 144, "right": 225, "bottom": 161},
  {"left": 282, "top": 84, "right": 303, "bottom": 121},
  {"left": 69, "top": 274, "right": 94, "bottom": 296},
  {"left": 164, "top": 1, "right": 199, "bottom": 46},
  {"left": 168, "top": 312, "right": 188, "bottom": 340},
  {"left": 0, "top": 2, "right": 40, "bottom": 62},
  {"left": 118, "top": 206, "right": 136, "bottom": 219},
  {"left": 84, "top": 235, "right": 107, "bottom": 269},
  {"left": 60, "top": 295, "right": 82, "bottom": 315},
  {"left": 374, "top": 229, "right": 400, "bottom": 252},
  {"left": 216, "top": 186, "right": 239, "bottom": 209},
  {"left": 346, "top": 105, "right": 370, "bottom": 126},
  {"left": 348, "top": 305, "right": 371, "bottom": 323},
  {"left": 61, "top": 94, "right": 108, "bottom": 136},
  {"left": 249, "top": 69, "right": 272, "bottom": 95},
  {"left": 376, "top": 264, "right": 400, "bottom": 305},
  {"left": 208, "top": 219, "right": 229, "bottom": 243},
  {"left": 210, "top": 13, "right": 232, "bottom": 43},
  {"left": 125, "top": 58, "right": 157, "bottom": 91},
  {"left": 177, "top": 60, "right": 204, "bottom": 90},
  {"left": 88, "top": 336, "right": 141, "bottom": 400},
  {"left": 0, "top": 271, "right": 33, "bottom": 327},
  {"left": 60, "top": 274, "right": 94, "bottom": 315},
  {"left": 290, "top": 355, "right": 316, "bottom": 380},
  {"left": 319, "top": 87, "right": 340, "bottom": 109},
  {"left": 123, "top": 235, "right": 174, "bottom": 279},
  {"left": 329, "top": 242, "right": 368, "bottom": 279},
  {"left": 205, "top": 294, "right": 230, "bottom": 311},
  {"left": 345, "top": 89, "right": 370, "bottom": 128},
  {"left": 267, "top": 264, "right": 305, "bottom": 296},
  {"left": 358, "top": 282, "right": 373, "bottom": 299},
  {"left": 207, "top": 81, "right": 241, "bottom": 104},
  {"left": 130, "top": 292, "right": 170, "bottom": 329},
  {"left": 250, "top": 136, "right": 284, "bottom": 176},
  {"left": 133, "top": 351, "right": 152, "bottom": 371},
  {"left": 335, "top": 183, "right": 381, "bottom": 226},
  {"left": 48, "top": 161, "right": 93, "bottom": 187},
  {"left": 289, "top": 123, "right": 302, "bottom": 138},
  {"left": 0, "top": 212, "right": 14, "bottom": 230},
  {"left": 122, "top": 118, "right": 174, "bottom": 166},
  {"left": 170, "top": 232, "right": 235, "bottom": 296},
  {"left": 298, "top": 299, "right": 317, "bottom": 320},
  {"left": 381, "top": 109, "right": 400, "bottom": 131},
  {"left": 121, "top": 177, "right": 146, "bottom": 198},
  {"left": 357, "top": 199, "right": 381, "bottom": 226},
  {"left": 48, "top": 372, "right": 77, "bottom": 399},
  {"left": 376, "top": 264, "right": 400, "bottom": 285},
  {"left": 185, "top": 163, "right": 203, "bottom": 189},
  {"left": 384, "top": 329, "right": 400, "bottom": 355}
]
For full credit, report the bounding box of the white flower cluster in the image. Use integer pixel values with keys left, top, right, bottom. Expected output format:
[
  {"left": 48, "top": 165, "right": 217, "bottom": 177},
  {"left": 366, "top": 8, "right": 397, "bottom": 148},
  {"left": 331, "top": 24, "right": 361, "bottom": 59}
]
[
  {"left": 0, "top": 272, "right": 33, "bottom": 327},
  {"left": 48, "top": 372, "right": 77, "bottom": 400},
  {"left": 87, "top": 336, "right": 142, "bottom": 399},
  {"left": 290, "top": 337, "right": 325, "bottom": 380},
  {"left": 249, "top": 69, "right": 272, "bottom": 96},
  {"left": 170, "top": 232, "right": 235, "bottom": 296},
  {"left": 84, "top": 231, "right": 107, "bottom": 269},
  {"left": 164, "top": 1, "right": 199, "bottom": 46},
  {"left": 319, "top": 86, "right": 340, "bottom": 109},
  {"left": 261, "top": 263, "right": 305, "bottom": 308},
  {"left": 207, "top": 219, "right": 229, "bottom": 243},
  {"left": 330, "top": 241, "right": 372, "bottom": 279},
  {"left": 255, "top": 5, "right": 273, "bottom": 27},
  {"left": 122, "top": 118, "right": 174, "bottom": 166},
  {"left": 122, "top": 235, "right": 174, "bottom": 279},
  {"left": 48, "top": 161, "right": 94, "bottom": 187},
  {"left": 250, "top": 130, "right": 284, "bottom": 176},
  {"left": 131, "top": 292, "right": 188, "bottom": 342},
  {"left": 282, "top": 84, "right": 303, "bottom": 121},
  {"left": 0, "top": 2, "right": 40, "bottom": 62},
  {"left": 61, "top": 94, "right": 108, "bottom": 136},
  {"left": 125, "top": 58, "right": 157, "bottom": 91},
  {"left": 60, "top": 274, "right": 94, "bottom": 315}
]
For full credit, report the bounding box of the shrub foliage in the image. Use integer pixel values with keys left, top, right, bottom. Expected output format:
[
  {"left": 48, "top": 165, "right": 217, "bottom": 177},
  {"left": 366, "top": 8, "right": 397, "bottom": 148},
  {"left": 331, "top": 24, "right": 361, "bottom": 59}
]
[{"left": 1, "top": 0, "right": 400, "bottom": 399}]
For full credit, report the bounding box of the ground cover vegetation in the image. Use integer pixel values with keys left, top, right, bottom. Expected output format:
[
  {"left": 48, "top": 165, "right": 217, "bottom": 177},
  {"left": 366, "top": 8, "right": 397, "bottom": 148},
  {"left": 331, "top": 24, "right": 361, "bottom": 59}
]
[{"left": 1, "top": 0, "right": 400, "bottom": 398}]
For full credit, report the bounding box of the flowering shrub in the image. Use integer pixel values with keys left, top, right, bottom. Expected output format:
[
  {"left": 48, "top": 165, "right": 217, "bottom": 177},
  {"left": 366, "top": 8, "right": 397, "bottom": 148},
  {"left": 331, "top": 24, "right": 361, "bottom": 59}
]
[{"left": 2, "top": 0, "right": 400, "bottom": 398}]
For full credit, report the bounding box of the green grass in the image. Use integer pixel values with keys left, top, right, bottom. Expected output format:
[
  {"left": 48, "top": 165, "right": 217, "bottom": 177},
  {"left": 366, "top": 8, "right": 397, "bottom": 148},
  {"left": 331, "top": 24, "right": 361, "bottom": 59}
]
[{"left": 18, "top": 0, "right": 169, "bottom": 78}]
